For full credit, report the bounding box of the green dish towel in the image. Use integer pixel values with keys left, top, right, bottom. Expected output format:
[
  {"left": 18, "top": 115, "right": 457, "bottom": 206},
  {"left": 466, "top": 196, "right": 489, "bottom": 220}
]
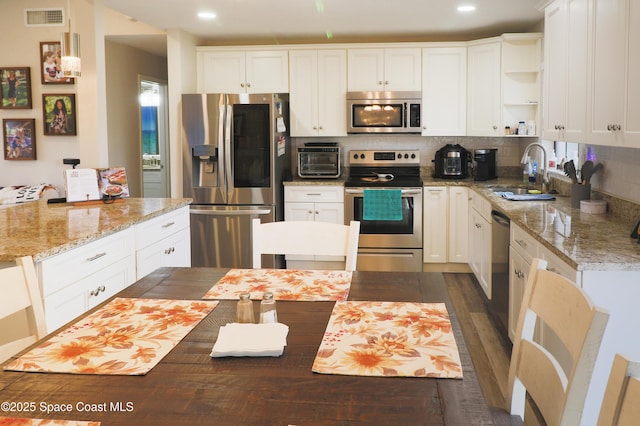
[{"left": 363, "top": 189, "right": 403, "bottom": 221}]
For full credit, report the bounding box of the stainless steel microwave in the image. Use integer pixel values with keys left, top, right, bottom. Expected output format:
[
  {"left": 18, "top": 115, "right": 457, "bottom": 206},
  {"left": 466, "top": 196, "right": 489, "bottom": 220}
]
[{"left": 347, "top": 91, "right": 422, "bottom": 134}]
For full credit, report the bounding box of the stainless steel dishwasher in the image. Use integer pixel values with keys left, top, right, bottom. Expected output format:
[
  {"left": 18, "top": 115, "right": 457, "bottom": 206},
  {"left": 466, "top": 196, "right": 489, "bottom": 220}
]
[{"left": 490, "top": 210, "right": 510, "bottom": 337}]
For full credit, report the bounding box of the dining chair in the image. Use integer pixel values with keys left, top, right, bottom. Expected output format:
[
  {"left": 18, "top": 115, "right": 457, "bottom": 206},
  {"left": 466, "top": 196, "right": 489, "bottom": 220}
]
[
  {"left": 507, "top": 258, "right": 609, "bottom": 426},
  {"left": 0, "top": 256, "right": 47, "bottom": 363},
  {"left": 597, "top": 354, "right": 640, "bottom": 426},
  {"left": 251, "top": 219, "right": 360, "bottom": 271}
]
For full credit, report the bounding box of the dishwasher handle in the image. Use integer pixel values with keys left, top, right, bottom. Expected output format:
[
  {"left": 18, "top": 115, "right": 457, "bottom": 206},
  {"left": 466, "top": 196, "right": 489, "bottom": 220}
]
[{"left": 491, "top": 210, "right": 510, "bottom": 227}]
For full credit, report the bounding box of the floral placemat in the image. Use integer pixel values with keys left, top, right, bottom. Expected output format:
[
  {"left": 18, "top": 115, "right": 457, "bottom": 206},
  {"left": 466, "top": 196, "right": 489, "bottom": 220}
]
[
  {"left": 203, "top": 269, "right": 352, "bottom": 301},
  {"left": 312, "top": 301, "right": 463, "bottom": 378},
  {"left": 3, "top": 298, "right": 218, "bottom": 375},
  {"left": 0, "top": 417, "right": 99, "bottom": 426}
]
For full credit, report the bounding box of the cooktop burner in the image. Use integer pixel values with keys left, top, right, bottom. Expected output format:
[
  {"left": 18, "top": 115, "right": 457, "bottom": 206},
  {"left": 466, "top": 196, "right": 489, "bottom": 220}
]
[{"left": 346, "top": 150, "right": 422, "bottom": 188}]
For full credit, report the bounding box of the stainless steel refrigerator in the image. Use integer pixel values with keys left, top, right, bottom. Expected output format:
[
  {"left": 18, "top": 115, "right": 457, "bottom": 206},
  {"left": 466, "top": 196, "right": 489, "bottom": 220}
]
[{"left": 182, "top": 93, "right": 290, "bottom": 268}]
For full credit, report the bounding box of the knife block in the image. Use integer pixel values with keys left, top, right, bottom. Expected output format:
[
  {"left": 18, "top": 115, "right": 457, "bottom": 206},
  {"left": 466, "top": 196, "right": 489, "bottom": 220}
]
[{"left": 571, "top": 184, "right": 591, "bottom": 208}]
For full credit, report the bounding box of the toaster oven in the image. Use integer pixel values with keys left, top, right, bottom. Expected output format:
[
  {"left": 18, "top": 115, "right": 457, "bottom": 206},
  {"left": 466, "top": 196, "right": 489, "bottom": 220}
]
[{"left": 297, "top": 144, "right": 341, "bottom": 178}]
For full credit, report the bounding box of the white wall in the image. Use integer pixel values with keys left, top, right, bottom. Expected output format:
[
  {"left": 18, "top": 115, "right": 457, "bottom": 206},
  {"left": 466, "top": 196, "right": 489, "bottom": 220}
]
[{"left": 0, "top": 0, "right": 100, "bottom": 191}]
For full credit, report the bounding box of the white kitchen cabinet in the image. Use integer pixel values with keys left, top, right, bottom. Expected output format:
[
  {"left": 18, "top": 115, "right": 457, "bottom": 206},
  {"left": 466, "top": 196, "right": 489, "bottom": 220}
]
[
  {"left": 198, "top": 50, "right": 289, "bottom": 94},
  {"left": 423, "top": 186, "right": 468, "bottom": 264},
  {"left": 284, "top": 186, "right": 344, "bottom": 263},
  {"left": 542, "top": 0, "right": 589, "bottom": 143},
  {"left": 423, "top": 187, "right": 448, "bottom": 263},
  {"left": 421, "top": 47, "right": 467, "bottom": 136},
  {"left": 36, "top": 207, "right": 191, "bottom": 333},
  {"left": 289, "top": 49, "right": 347, "bottom": 137},
  {"left": 347, "top": 48, "right": 421, "bottom": 92},
  {"left": 448, "top": 187, "right": 469, "bottom": 263},
  {"left": 468, "top": 190, "right": 492, "bottom": 297},
  {"left": 135, "top": 206, "right": 191, "bottom": 279},
  {"left": 501, "top": 34, "right": 542, "bottom": 137},
  {"left": 467, "top": 40, "right": 502, "bottom": 136},
  {"left": 38, "top": 228, "right": 137, "bottom": 333}
]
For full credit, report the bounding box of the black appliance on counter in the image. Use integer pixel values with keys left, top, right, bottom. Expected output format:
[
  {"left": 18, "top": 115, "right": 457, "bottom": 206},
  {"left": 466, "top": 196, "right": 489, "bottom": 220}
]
[
  {"left": 474, "top": 148, "right": 498, "bottom": 181},
  {"left": 297, "top": 142, "right": 341, "bottom": 179},
  {"left": 433, "top": 144, "right": 471, "bottom": 179}
]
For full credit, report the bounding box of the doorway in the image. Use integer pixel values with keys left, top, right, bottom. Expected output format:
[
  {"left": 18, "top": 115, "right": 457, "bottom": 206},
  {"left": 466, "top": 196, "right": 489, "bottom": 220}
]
[{"left": 139, "top": 78, "right": 170, "bottom": 197}]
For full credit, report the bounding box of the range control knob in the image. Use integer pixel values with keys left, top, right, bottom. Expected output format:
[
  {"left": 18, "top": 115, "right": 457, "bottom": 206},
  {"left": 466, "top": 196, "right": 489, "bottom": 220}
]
[
  {"left": 411, "top": 153, "right": 416, "bottom": 159},
  {"left": 353, "top": 153, "right": 359, "bottom": 159},
  {"left": 404, "top": 153, "right": 409, "bottom": 159},
  {"left": 397, "top": 153, "right": 402, "bottom": 159},
  {"left": 360, "top": 153, "right": 365, "bottom": 159}
]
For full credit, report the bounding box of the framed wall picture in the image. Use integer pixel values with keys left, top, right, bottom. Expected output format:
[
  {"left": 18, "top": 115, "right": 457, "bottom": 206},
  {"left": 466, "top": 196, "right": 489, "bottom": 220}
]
[
  {"left": 0, "top": 67, "right": 32, "bottom": 109},
  {"left": 42, "top": 94, "right": 77, "bottom": 136},
  {"left": 39, "top": 41, "right": 74, "bottom": 84},
  {"left": 3, "top": 119, "right": 36, "bottom": 160}
]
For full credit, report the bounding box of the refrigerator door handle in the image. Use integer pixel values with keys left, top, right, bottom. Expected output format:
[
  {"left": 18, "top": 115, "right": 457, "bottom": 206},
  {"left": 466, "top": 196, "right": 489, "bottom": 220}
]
[
  {"left": 190, "top": 207, "right": 273, "bottom": 216},
  {"left": 224, "top": 100, "right": 233, "bottom": 198},
  {"left": 217, "top": 98, "right": 227, "bottom": 203}
]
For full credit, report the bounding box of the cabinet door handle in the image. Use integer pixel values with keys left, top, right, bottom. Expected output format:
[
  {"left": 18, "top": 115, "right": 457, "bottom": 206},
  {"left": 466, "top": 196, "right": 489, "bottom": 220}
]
[
  {"left": 515, "top": 239, "right": 527, "bottom": 248},
  {"left": 86, "top": 252, "right": 107, "bottom": 262},
  {"left": 240, "top": 83, "right": 245, "bottom": 88},
  {"left": 164, "top": 247, "right": 175, "bottom": 255},
  {"left": 90, "top": 285, "right": 106, "bottom": 297},
  {"left": 162, "top": 221, "right": 176, "bottom": 229},
  {"left": 475, "top": 223, "right": 482, "bottom": 228}
]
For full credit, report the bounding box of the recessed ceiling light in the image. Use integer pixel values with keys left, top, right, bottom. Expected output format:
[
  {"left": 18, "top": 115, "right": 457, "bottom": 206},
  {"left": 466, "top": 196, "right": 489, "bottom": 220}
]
[
  {"left": 457, "top": 5, "right": 476, "bottom": 12},
  {"left": 198, "top": 11, "right": 217, "bottom": 19}
]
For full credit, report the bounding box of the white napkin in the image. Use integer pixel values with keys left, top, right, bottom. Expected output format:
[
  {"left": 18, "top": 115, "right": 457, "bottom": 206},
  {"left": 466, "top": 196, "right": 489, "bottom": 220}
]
[{"left": 210, "top": 322, "right": 289, "bottom": 358}]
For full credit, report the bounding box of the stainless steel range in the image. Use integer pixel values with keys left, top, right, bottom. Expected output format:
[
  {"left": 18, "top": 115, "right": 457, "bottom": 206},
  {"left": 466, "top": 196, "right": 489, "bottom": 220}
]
[{"left": 344, "top": 150, "right": 423, "bottom": 272}]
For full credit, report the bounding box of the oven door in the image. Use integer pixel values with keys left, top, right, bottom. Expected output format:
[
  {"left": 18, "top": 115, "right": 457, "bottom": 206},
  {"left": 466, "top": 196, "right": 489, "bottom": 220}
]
[{"left": 344, "top": 188, "right": 422, "bottom": 248}]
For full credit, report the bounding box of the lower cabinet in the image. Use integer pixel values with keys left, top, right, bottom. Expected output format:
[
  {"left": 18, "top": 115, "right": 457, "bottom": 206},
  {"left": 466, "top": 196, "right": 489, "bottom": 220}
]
[
  {"left": 284, "top": 185, "right": 344, "bottom": 265},
  {"left": 134, "top": 206, "right": 191, "bottom": 279},
  {"left": 468, "top": 189, "right": 491, "bottom": 298},
  {"left": 37, "top": 207, "right": 191, "bottom": 333},
  {"left": 423, "top": 186, "right": 469, "bottom": 264}
]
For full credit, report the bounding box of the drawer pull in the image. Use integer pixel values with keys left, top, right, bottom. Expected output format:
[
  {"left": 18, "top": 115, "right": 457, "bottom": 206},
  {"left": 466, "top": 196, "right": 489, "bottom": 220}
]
[
  {"left": 162, "top": 221, "right": 176, "bottom": 229},
  {"left": 164, "top": 247, "right": 176, "bottom": 255},
  {"left": 86, "top": 252, "right": 107, "bottom": 262},
  {"left": 515, "top": 239, "right": 527, "bottom": 248},
  {"left": 90, "top": 285, "right": 106, "bottom": 297},
  {"left": 305, "top": 193, "right": 322, "bottom": 196}
]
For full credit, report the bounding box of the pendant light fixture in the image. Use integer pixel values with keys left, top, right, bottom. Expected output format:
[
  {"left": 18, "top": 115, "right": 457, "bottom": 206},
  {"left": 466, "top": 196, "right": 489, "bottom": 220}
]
[{"left": 60, "top": 0, "right": 81, "bottom": 77}]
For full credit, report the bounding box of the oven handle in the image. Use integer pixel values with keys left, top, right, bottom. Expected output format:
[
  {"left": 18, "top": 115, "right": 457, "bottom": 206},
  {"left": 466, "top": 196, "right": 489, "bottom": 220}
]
[{"left": 345, "top": 189, "right": 422, "bottom": 195}]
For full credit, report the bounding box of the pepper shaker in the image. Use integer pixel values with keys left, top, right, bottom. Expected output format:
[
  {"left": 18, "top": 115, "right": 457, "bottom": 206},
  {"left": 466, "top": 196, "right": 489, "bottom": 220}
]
[{"left": 236, "top": 292, "right": 255, "bottom": 323}]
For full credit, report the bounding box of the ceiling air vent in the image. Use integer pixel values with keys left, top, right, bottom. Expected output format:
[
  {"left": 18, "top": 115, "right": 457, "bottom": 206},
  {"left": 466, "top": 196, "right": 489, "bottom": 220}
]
[{"left": 24, "top": 8, "right": 65, "bottom": 27}]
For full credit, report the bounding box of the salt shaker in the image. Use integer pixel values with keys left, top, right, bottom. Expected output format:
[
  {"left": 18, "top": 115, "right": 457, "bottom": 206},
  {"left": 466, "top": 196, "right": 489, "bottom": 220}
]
[
  {"left": 259, "top": 292, "right": 278, "bottom": 324},
  {"left": 236, "top": 292, "right": 254, "bottom": 323}
]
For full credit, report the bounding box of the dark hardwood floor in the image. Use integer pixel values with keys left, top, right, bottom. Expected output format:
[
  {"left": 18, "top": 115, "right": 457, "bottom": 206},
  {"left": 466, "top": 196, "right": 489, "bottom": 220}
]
[{"left": 444, "top": 272, "right": 544, "bottom": 426}]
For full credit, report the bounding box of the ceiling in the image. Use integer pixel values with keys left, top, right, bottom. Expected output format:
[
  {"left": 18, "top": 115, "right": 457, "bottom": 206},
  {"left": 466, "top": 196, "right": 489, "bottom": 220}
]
[{"left": 103, "top": 0, "right": 544, "bottom": 57}]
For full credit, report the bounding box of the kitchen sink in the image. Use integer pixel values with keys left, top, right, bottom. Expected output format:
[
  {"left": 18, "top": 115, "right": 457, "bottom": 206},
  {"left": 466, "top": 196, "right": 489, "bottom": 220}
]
[{"left": 488, "top": 186, "right": 532, "bottom": 195}]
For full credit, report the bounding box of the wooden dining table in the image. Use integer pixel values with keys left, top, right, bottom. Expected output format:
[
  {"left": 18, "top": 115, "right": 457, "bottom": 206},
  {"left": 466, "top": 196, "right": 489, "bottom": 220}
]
[{"left": 0, "top": 268, "right": 522, "bottom": 425}]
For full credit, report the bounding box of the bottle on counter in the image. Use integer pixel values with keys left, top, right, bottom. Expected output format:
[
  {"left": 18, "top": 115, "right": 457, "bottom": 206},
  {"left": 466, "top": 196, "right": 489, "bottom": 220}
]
[
  {"left": 518, "top": 121, "right": 526, "bottom": 135},
  {"left": 236, "top": 292, "right": 255, "bottom": 323},
  {"left": 530, "top": 160, "right": 538, "bottom": 184},
  {"left": 523, "top": 156, "right": 531, "bottom": 183},
  {"left": 259, "top": 292, "right": 278, "bottom": 324},
  {"left": 548, "top": 149, "right": 557, "bottom": 170}
]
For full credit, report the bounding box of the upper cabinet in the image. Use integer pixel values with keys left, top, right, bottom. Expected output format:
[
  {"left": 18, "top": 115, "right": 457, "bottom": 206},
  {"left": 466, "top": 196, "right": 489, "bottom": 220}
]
[
  {"left": 347, "top": 48, "right": 421, "bottom": 91},
  {"left": 467, "top": 40, "right": 502, "bottom": 136},
  {"left": 421, "top": 46, "right": 467, "bottom": 136},
  {"left": 501, "top": 33, "right": 542, "bottom": 138},
  {"left": 542, "top": 0, "right": 588, "bottom": 143},
  {"left": 198, "top": 50, "right": 289, "bottom": 94},
  {"left": 542, "top": 0, "right": 640, "bottom": 148},
  {"left": 289, "top": 49, "right": 347, "bottom": 137},
  {"left": 587, "top": 0, "right": 640, "bottom": 147}
]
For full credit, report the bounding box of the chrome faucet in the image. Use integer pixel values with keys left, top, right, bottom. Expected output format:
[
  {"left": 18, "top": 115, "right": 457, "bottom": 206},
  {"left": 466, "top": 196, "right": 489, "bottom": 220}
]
[{"left": 521, "top": 142, "right": 549, "bottom": 192}]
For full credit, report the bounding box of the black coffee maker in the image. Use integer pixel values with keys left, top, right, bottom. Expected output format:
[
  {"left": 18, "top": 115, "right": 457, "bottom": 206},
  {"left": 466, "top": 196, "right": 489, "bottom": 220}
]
[{"left": 474, "top": 149, "right": 497, "bottom": 181}]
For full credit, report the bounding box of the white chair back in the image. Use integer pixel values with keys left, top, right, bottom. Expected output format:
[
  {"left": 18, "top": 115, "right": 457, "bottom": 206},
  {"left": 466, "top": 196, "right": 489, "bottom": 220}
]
[
  {"left": 0, "top": 256, "right": 46, "bottom": 363},
  {"left": 252, "top": 219, "right": 360, "bottom": 271},
  {"left": 507, "top": 258, "right": 609, "bottom": 425}
]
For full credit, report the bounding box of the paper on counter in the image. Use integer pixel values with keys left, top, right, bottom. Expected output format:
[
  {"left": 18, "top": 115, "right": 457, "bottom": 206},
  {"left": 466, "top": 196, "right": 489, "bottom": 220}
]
[{"left": 211, "top": 322, "right": 289, "bottom": 358}]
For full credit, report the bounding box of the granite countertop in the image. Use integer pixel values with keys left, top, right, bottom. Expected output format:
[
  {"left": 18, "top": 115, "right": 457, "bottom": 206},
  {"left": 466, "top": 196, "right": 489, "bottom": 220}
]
[
  {"left": 0, "top": 198, "right": 192, "bottom": 263},
  {"left": 286, "top": 173, "right": 640, "bottom": 272}
]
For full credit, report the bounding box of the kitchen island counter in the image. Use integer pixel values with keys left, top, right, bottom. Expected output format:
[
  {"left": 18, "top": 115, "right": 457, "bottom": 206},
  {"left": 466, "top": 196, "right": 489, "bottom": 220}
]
[{"left": 0, "top": 198, "right": 191, "bottom": 263}]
